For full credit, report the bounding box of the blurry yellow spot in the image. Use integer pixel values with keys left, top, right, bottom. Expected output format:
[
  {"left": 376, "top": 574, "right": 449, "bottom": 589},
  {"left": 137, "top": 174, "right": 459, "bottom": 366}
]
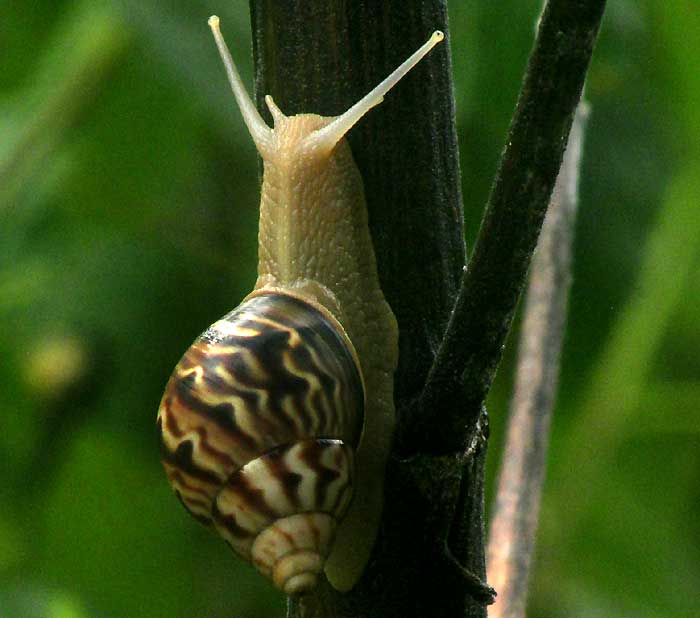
[
  {"left": 23, "top": 334, "right": 89, "bottom": 400},
  {"left": 48, "top": 593, "right": 88, "bottom": 618}
]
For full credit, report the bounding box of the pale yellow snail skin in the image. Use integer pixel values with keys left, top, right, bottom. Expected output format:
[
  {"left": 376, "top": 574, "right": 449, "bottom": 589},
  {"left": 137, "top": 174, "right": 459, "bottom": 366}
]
[{"left": 161, "top": 16, "right": 443, "bottom": 593}]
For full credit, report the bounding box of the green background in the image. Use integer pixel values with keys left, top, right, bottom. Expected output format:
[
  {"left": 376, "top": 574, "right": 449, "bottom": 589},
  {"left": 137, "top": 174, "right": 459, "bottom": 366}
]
[{"left": 1, "top": 1, "right": 698, "bottom": 617}]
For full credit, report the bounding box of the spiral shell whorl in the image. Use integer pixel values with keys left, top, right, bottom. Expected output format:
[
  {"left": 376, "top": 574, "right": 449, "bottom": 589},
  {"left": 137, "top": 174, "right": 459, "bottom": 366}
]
[{"left": 157, "top": 292, "right": 363, "bottom": 592}]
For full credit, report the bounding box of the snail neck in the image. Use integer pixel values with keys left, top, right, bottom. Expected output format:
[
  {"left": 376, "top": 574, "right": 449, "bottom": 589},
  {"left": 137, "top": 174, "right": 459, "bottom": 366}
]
[{"left": 254, "top": 120, "right": 375, "bottom": 328}]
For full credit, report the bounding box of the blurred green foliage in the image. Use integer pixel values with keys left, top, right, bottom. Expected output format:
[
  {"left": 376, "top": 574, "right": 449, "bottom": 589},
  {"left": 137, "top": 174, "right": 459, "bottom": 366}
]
[{"left": 1, "top": 1, "right": 698, "bottom": 617}]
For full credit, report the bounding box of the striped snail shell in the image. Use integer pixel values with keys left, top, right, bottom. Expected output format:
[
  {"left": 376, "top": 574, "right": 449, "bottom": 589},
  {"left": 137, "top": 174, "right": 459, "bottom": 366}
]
[{"left": 157, "top": 291, "right": 365, "bottom": 595}]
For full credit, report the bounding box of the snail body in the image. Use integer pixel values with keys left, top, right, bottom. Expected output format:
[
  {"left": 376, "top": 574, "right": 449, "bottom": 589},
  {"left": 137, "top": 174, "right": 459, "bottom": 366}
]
[{"left": 157, "top": 17, "right": 444, "bottom": 594}]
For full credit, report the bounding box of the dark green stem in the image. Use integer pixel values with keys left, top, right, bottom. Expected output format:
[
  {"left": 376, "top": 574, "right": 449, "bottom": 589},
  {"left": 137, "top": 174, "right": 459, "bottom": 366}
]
[{"left": 412, "top": 0, "right": 606, "bottom": 453}]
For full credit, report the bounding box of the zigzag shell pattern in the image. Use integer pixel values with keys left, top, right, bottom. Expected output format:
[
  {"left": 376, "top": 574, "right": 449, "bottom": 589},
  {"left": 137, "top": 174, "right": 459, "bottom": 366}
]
[{"left": 157, "top": 292, "right": 364, "bottom": 594}]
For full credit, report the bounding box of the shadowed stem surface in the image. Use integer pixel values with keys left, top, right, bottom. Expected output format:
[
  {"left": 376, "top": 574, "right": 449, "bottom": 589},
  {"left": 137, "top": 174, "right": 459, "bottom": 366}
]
[{"left": 411, "top": 0, "right": 606, "bottom": 454}]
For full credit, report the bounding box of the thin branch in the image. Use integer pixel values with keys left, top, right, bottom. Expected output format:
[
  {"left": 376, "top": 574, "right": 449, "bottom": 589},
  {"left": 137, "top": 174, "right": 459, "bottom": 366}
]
[
  {"left": 486, "top": 101, "right": 589, "bottom": 618},
  {"left": 405, "top": 0, "right": 606, "bottom": 453}
]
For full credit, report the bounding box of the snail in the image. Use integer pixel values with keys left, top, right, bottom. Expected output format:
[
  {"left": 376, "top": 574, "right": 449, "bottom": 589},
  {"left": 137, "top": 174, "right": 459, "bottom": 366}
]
[{"left": 157, "top": 16, "right": 444, "bottom": 595}]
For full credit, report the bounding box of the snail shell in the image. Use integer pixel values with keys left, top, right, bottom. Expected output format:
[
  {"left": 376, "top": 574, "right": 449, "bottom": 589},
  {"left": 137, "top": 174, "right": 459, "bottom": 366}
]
[{"left": 157, "top": 292, "right": 364, "bottom": 595}]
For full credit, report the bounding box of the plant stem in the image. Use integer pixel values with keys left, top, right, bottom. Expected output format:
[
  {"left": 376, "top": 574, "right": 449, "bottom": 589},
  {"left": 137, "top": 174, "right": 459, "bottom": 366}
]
[
  {"left": 412, "top": 0, "right": 606, "bottom": 453},
  {"left": 486, "top": 101, "right": 589, "bottom": 618}
]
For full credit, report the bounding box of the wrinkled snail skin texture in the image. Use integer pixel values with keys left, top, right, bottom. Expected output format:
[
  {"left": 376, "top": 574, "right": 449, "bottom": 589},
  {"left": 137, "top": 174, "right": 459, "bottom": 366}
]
[{"left": 157, "top": 16, "right": 444, "bottom": 595}]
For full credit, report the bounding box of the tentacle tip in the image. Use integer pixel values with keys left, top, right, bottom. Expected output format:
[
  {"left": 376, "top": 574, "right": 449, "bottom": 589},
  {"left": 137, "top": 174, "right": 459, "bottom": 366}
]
[
  {"left": 432, "top": 30, "right": 445, "bottom": 43},
  {"left": 265, "top": 95, "right": 286, "bottom": 125},
  {"left": 208, "top": 15, "right": 220, "bottom": 30}
]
